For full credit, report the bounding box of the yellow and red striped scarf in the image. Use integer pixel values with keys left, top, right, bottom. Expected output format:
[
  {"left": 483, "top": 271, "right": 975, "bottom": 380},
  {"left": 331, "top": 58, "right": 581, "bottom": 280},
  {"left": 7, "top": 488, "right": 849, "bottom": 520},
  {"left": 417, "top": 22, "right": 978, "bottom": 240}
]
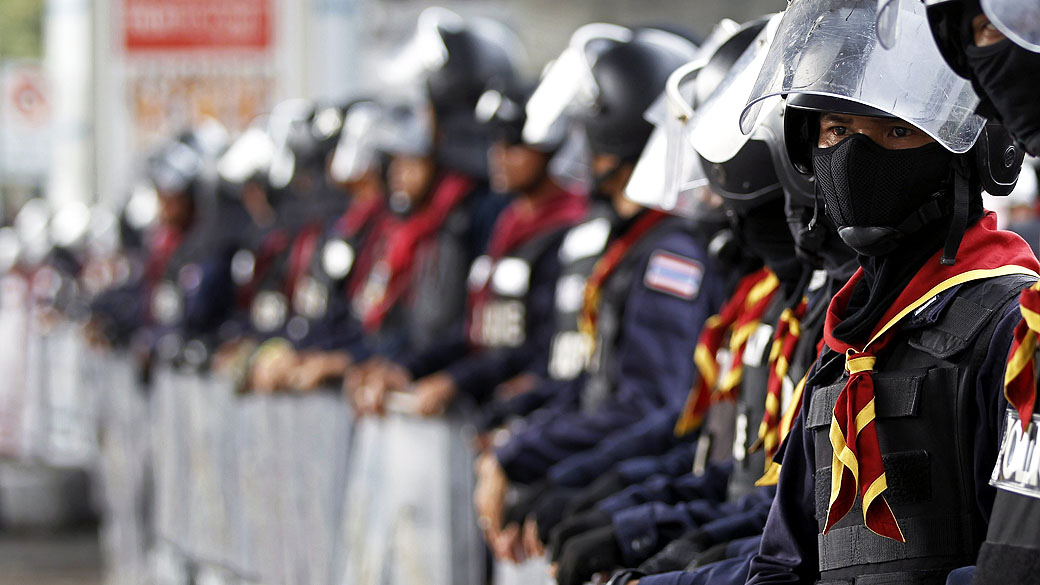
[
  {"left": 673, "top": 267, "right": 780, "bottom": 436},
  {"left": 577, "top": 210, "right": 668, "bottom": 350},
  {"left": 752, "top": 296, "right": 808, "bottom": 461},
  {"left": 821, "top": 212, "right": 1038, "bottom": 543},
  {"left": 1005, "top": 281, "right": 1040, "bottom": 431}
]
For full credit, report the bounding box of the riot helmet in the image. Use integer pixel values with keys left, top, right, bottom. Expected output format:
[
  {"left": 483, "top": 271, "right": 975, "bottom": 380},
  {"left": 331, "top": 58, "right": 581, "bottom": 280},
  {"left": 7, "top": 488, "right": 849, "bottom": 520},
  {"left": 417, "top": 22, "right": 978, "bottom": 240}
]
[
  {"left": 329, "top": 99, "right": 385, "bottom": 185},
  {"left": 523, "top": 24, "right": 698, "bottom": 163},
  {"left": 145, "top": 117, "right": 228, "bottom": 200},
  {"left": 743, "top": 0, "right": 1022, "bottom": 263},
  {"left": 925, "top": 0, "right": 1040, "bottom": 156}
]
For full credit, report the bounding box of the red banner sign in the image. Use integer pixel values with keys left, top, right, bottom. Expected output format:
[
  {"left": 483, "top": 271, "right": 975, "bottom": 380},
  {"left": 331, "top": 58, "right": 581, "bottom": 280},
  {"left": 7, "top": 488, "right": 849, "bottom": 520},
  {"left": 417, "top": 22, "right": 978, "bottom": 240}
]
[{"left": 123, "top": 0, "right": 272, "bottom": 52}]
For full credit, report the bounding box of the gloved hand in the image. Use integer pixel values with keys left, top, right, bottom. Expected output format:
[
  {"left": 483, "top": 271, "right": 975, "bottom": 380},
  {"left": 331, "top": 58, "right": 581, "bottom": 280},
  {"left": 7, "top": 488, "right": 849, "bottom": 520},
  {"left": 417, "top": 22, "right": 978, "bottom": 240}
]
[
  {"left": 684, "top": 540, "right": 729, "bottom": 570},
  {"left": 565, "top": 469, "right": 627, "bottom": 516},
  {"left": 549, "top": 508, "right": 612, "bottom": 562},
  {"left": 636, "top": 529, "right": 710, "bottom": 575},
  {"left": 554, "top": 525, "right": 623, "bottom": 585},
  {"left": 504, "top": 480, "right": 551, "bottom": 526},
  {"left": 533, "top": 486, "right": 578, "bottom": 543},
  {"left": 606, "top": 569, "right": 646, "bottom": 585}
]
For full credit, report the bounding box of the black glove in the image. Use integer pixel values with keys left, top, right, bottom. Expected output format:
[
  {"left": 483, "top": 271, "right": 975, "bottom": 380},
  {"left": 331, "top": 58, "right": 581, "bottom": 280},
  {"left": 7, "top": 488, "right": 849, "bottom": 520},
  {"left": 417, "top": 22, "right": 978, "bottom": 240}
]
[
  {"left": 564, "top": 469, "right": 627, "bottom": 516},
  {"left": 636, "top": 529, "right": 710, "bottom": 575},
  {"left": 685, "top": 540, "right": 730, "bottom": 570},
  {"left": 504, "top": 480, "right": 550, "bottom": 526},
  {"left": 549, "top": 508, "right": 612, "bottom": 562},
  {"left": 606, "top": 569, "right": 646, "bottom": 585},
  {"left": 532, "top": 486, "right": 578, "bottom": 543},
  {"left": 555, "top": 525, "right": 624, "bottom": 585}
]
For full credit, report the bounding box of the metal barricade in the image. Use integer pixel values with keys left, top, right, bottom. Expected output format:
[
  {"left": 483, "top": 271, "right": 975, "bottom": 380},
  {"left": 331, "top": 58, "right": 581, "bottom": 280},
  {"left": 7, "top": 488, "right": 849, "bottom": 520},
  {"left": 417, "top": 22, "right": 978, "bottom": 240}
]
[
  {"left": 494, "top": 557, "right": 555, "bottom": 585},
  {"left": 151, "top": 366, "right": 193, "bottom": 585},
  {"left": 0, "top": 274, "right": 31, "bottom": 457},
  {"left": 32, "top": 321, "right": 99, "bottom": 467},
  {"left": 337, "top": 402, "right": 484, "bottom": 585},
  {"left": 94, "top": 350, "right": 150, "bottom": 585}
]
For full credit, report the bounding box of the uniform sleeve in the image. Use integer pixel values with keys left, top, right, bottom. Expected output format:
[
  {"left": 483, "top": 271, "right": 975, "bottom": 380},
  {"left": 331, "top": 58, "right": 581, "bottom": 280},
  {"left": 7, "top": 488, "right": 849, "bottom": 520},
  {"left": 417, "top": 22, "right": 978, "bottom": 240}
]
[
  {"left": 181, "top": 253, "right": 235, "bottom": 339},
  {"left": 615, "top": 441, "right": 700, "bottom": 483},
  {"left": 637, "top": 552, "right": 755, "bottom": 585},
  {"left": 597, "top": 462, "right": 733, "bottom": 515},
  {"left": 398, "top": 332, "right": 468, "bottom": 379},
  {"left": 745, "top": 405, "right": 820, "bottom": 584},
  {"left": 546, "top": 407, "right": 684, "bottom": 487},
  {"left": 973, "top": 298, "right": 1021, "bottom": 522},
  {"left": 90, "top": 281, "right": 148, "bottom": 345},
  {"left": 495, "top": 405, "right": 641, "bottom": 484},
  {"left": 611, "top": 232, "right": 718, "bottom": 413},
  {"left": 613, "top": 499, "right": 736, "bottom": 566}
]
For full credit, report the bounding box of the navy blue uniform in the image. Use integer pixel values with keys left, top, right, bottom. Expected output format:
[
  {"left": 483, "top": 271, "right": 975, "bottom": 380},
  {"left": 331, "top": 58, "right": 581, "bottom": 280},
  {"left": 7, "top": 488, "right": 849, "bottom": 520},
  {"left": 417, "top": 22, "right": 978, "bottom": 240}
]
[
  {"left": 399, "top": 227, "right": 568, "bottom": 399},
  {"left": 746, "top": 285, "right": 1022, "bottom": 583},
  {"left": 496, "top": 224, "right": 725, "bottom": 484}
]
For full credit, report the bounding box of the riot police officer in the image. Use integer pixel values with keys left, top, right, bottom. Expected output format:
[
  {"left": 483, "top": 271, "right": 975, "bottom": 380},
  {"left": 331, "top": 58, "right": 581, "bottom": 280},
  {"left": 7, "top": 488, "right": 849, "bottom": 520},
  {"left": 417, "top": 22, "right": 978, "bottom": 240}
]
[
  {"left": 352, "top": 81, "right": 587, "bottom": 417},
  {"left": 743, "top": 2, "right": 1039, "bottom": 583},
  {"left": 470, "top": 22, "right": 726, "bottom": 564},
  {"left": 87, "top": 119, "right": 229, "bottom": 361}
]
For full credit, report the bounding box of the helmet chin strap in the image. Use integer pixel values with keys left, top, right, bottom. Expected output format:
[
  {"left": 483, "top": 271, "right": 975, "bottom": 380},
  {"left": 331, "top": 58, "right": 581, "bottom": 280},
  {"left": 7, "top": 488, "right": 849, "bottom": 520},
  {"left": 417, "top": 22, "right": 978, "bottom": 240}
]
[{"left": 940, "top": 158, "right": 971, "bottom": 266}]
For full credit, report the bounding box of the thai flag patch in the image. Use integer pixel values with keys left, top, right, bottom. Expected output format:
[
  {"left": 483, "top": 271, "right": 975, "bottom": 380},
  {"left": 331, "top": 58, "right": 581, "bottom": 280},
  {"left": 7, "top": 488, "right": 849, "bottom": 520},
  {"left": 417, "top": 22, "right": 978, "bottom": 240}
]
[{"left": 644, "top": 251, "right": 703, "bottom": 300}]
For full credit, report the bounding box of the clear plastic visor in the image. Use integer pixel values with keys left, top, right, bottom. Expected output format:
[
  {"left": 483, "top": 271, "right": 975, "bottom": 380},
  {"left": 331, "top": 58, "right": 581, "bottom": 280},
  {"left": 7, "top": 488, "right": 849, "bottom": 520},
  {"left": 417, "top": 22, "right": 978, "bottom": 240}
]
[
  {"left": 740, "top": 0, "right": 985, "bottom": 154},
  {"left": 218, "top": 127, "right": 275, "bottom": 185},
  {"left": 372, "top": 97, "right": 434, "bottom": 158},
  {"left": 329, "top": 102, "right": 383, "bottom": 184},
  {"left": 522, "top": 23, "right": 632, "bottom": 146},
  {"left": 624, "top": 124, "right": 712, "bottom": 218},
  {"left": 981, "top": 0, "right": 1040, "bottom": 53},
  {"left": 689, "top": 13, "right": 783, "bottom": 163},
  {"left": 875, "top": 0, "right": 903, "bottom": 49}
]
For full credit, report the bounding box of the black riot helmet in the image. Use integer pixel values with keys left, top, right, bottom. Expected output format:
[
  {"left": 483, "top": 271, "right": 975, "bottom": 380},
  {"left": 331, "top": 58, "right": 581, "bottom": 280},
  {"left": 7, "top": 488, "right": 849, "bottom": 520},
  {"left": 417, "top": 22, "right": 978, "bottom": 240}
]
[
  {"left": 284, "top": 101, "right": 347, "bottom": 173},
  {"left": 926, "top": 0, "right": 1040, "bottom": 73},
  {"left": 582, "top": 30, "right": 698, "bottom": 161},
  {"left": 690, "top": 16, "right": 780, "bottom": 214},
  {"left": 743, "top": 0, "right": 1022, "bottom": 264},
  {"left": 474, "top": 82, "right": 558, "bottom": 150},
  {"left": 145, "top": 118, "right": 228, "bottom": 202},
  {"left": 390, "top": 7, "right": 523, "bottom": 116}
]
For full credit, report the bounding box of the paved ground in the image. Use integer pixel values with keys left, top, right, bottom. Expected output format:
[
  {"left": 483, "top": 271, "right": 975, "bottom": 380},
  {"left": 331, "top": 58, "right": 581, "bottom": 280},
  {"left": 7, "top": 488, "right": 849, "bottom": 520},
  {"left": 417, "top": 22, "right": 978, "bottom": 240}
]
[{"left": 0, "top": 530, "right": 103, "bottom": 585}]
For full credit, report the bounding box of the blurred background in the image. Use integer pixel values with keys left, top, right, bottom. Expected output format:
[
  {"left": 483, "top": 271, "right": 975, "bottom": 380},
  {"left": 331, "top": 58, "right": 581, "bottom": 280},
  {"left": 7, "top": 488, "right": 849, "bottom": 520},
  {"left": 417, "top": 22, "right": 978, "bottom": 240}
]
[{"left": 0, "top": 0, "right": 812, "bottom": 583}]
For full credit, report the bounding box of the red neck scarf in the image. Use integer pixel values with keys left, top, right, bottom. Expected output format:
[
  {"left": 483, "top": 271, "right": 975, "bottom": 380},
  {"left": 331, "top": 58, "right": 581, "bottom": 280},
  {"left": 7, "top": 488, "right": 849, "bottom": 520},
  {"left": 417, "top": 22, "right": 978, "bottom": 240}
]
[
  {"left": 335, "top": 193, "right": 385, "bottom": 240},
  {"left": 822, "top": 211, "right": 1038, "bottom": 542},
  {"left": 285, "top": 222, "right": 323, "bottom": 299},
  {"left": 674, "top": 267, "right": 780, "bottom": 436},
  {"left": 467, "top": 186, "right": 587, "bottom": 345},
  {"left": 360, "top": 173, "right": 474, "bottom": 331},
  {"left": 1006, "top": 282, "right": 1040, "bottom": 430},
  {"left": 236, "top": 228, "right": 290, "bottom": 309},
  {"left": 145, "top": 225, "right": 186, "bottom": 289},
  {"left": 753, "top": 295, "right": 809, "bottom": 460},
  {"left": 578, "top": 210, "right": 669, "bottom": 345}
]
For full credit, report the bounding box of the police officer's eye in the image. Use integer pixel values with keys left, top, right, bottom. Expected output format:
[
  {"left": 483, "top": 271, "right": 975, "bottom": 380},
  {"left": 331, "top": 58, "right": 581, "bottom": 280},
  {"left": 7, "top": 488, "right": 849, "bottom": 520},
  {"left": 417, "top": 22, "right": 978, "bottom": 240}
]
[
  {"left": 828, "top": 126, "right": 847, "bottom": 136},
  {"left": 891, "top": 127, "right": 912, "bottom": 138},
  {"left": 972, "top": 14, "right": 1007, "bottom": 47}
]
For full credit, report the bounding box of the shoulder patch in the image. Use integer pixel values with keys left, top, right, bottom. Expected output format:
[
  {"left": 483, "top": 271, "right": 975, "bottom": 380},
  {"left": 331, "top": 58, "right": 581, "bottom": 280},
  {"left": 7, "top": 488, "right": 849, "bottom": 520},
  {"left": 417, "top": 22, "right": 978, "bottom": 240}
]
[{"left": 644, "top": 250, "right": 703, "bottom": 300}]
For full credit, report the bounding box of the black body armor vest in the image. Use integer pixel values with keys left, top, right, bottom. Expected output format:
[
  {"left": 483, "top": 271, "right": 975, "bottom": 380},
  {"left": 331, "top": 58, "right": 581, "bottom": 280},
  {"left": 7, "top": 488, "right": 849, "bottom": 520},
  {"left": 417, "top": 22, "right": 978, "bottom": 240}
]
[
  {"left": 546, "top": 212, "right": 613, "bottom": 382},
  {"left": 288, "top": 213, "right": 378, "bottom": 340},
  {"left": 466, "top": 229, "right": 566, "bottom": 349},
  {"left": 803, "top": 274, "right": 1033, "bottom": 585}
]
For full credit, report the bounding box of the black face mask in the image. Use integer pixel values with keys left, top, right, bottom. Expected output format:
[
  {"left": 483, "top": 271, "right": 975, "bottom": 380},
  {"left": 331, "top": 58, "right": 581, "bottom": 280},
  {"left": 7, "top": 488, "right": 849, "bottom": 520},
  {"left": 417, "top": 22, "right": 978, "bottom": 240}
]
[
  {"left": 812, "top": 134, "right": 953, "bottom": 256},
  {"left": 731, "top": 198, "right": 802, "bottom": 287},
  {"left": 965, "top": 39, "right": 1040, "bottom": 157}
]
